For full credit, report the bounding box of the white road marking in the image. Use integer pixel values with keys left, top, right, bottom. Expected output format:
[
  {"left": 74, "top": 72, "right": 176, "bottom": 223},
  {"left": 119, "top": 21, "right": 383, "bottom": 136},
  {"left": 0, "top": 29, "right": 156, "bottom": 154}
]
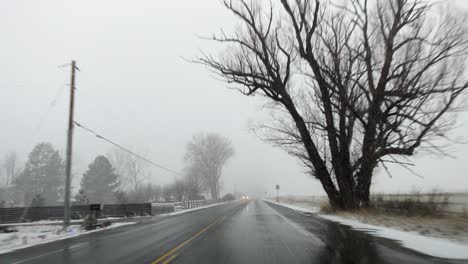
[
  {"left": 261, "top": 200, "right": 324, "bottom": 245},
  {"left": 12, "top": 242, "right": 89, "bottom": 264},
  {"left": 12, "top": 248, "right": 64, "bottom": 264},
  {"left": 69, "top": 242, "right": 89, "bottom": 249}
]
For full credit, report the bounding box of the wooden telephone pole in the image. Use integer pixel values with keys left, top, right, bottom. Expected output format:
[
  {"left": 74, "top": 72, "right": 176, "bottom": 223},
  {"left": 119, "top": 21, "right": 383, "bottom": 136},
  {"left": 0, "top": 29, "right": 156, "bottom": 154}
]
[{"left": 64, "top": 60, "right": 77, "bottom": 227}]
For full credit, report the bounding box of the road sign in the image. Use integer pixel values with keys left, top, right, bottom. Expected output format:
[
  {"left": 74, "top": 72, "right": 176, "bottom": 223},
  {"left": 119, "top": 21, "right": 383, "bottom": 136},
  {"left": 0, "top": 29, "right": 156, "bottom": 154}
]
[{"left": 275, "top": 185, "right": 280, "bottom": 202}]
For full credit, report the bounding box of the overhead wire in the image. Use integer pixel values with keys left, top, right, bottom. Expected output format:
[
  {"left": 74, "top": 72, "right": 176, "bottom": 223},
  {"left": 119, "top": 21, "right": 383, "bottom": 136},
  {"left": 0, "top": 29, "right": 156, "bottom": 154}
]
[
  {"left": 73, "top": 121, "right": 183, "bottom": 176},
  {"left": 24, "top": 62, "right": 74, "bottom": 150},
  {"left": 25, "top": 83, "right": 68, "bottom": 149}
]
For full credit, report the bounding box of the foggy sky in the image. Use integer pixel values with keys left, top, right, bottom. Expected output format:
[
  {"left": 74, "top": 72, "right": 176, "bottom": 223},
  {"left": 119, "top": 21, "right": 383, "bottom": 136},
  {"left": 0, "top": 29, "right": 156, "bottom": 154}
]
[{"left": 1, "top": 0, "right": 467, "bottom": 198}]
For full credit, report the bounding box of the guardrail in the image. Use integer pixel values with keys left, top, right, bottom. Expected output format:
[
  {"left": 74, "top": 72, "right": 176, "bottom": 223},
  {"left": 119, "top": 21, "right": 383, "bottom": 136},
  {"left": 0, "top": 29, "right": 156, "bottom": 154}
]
[{"left": 182, "top": 199, "right": 224, "bottom": 209}]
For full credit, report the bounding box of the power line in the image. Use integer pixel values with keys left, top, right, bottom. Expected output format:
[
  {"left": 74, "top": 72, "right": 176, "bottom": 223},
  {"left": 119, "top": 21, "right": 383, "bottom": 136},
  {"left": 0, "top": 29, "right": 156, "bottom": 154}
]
[
  {"left": 74, "top": 121, "right": 183, "bottom": 176},
  {"left": 25, "top": 83, "right": 67, "bottom": 150}
]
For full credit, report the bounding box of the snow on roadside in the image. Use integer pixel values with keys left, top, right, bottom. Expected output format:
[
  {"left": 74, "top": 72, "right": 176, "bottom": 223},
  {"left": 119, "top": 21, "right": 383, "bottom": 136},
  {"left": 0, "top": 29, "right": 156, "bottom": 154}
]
[
  {"left": 0, "top": 219, "right": 84, "bottom": 228},
  {"left": 159, "top": 201, "right": 235, "bottom": 217},
  {"left": 265, "top": 200, "right": 468, "bottom": 260},
  {"left": 0, "top": 222, "right": 136, "bottom": 255},
  {"left": 319, "top": 214, "right": 468, "bottom": 260},
  {"left": 266, "top": 200, "right": 320, "bottom": 213}
]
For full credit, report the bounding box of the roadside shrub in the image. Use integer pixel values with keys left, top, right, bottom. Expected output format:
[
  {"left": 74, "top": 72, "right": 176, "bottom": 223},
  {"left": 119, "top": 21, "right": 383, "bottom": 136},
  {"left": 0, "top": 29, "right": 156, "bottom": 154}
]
[
  {"left": 370, "top": 190, "right": 450, "bottom": 217},
  {"left": 222, "top": 193, "right": 235, "bottom": 201},
  {"left": 320, "top": 201, "right": 335, "bottom": 214},
  {"left": 30, "top": 194, "right": 45, "bottom": 207}
]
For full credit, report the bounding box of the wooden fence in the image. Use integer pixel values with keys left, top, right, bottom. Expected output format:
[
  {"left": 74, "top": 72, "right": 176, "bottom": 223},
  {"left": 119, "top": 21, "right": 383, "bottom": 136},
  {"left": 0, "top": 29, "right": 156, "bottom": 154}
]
[{"left": 0, "top": 203, "right": 169, "bottom": 224}]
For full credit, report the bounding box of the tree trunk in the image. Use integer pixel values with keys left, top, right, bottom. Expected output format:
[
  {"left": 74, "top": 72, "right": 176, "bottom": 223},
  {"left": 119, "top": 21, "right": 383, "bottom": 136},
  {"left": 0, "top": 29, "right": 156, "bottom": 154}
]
[
  {"left": 280, "top": 93, "right": 348, "bottom": 209},
  {"left": 356, "top": 167, "right": 374, "bottom": 207},
  {"left": 210, "top": 174, "right": 217, "bottom": 200}
]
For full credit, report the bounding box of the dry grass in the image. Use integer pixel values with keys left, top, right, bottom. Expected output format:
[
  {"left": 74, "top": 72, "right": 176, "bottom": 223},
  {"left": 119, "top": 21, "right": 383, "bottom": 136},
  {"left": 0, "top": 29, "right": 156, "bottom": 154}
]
[
  {"left": 319, "top": 201, "right": 335, "bottom": 214},
  {"left": 370, "top": 190, "right": 451, "bottom": 217},
  {"left": 312, "top": 191, "right": 468, "bottom": 244},
  {"left": 333, "top": 209, "right": 468, "bottom": 243}
]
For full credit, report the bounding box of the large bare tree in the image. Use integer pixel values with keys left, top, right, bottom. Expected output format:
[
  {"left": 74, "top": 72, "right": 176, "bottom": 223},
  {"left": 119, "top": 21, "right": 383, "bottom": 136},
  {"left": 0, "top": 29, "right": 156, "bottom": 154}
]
[
  {"left": 184, "top": 161, "right": 207, "bottom": 199},
  {"left": 185, "top": 133, "right": 234, "bottom": 199},
  {"left": 198, "top": 0, "right": 468, "bottom": 209}
]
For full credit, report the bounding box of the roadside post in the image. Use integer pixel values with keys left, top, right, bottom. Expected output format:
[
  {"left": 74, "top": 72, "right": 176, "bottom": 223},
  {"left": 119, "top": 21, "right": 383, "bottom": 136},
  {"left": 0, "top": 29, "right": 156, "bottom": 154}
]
[
  {"left": 89, "top": 204, "right": 101, "bottom": 217},
  {"left": 275, "top": 184, "right": 280, "bottom": 203}
]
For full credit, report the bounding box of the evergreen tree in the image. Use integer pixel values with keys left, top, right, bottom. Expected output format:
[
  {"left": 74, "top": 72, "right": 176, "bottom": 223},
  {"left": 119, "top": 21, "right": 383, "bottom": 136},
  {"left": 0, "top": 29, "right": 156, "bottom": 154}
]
[
  {"left": 80, "top": 155, "right": 119, "bottom": 204},
  {"left": 73, "top": 189, "right": 90, "bottom": 205},
  {"left": 16, "top": 142, "right": 64, "bottom": 205}
]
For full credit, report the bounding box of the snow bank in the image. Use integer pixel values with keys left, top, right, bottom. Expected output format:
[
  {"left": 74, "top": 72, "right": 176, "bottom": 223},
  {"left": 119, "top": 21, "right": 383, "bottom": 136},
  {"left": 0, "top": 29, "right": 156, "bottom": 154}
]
[
  {"left": 160, "top": 201, "right": 235, "bottom": 217},
  {"left": 0, "top": 222, "right": 136, "bottom": 254},
  {"left": 319, "top": 214, "right": 468, "bottom": 260},
  {"left": 266, "top": 200, "right": 320, "bottom": 213},
  {"left": 265, "top": 200, "right": 468, "bottom": 260}
]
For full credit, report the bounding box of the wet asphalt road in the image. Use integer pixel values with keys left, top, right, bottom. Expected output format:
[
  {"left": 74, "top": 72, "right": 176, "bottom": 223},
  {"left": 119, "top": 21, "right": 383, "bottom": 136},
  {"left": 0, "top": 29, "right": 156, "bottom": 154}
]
[{"left": 1, "top": 200, "right": 467, "bottom": 264}]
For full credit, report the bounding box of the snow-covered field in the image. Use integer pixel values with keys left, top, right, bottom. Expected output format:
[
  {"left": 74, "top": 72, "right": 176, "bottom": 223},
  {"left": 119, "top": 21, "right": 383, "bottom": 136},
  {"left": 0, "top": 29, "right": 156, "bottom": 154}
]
[
  {"left": 0, "top": 222, "right": 136, "bottom": 254},
  {"left": 266, "top": 200, "right": 468, "bottom": 260}
]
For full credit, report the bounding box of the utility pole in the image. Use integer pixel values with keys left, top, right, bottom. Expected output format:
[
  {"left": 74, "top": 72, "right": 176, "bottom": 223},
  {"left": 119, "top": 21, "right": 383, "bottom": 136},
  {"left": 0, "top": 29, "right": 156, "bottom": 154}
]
[{"left": 64, "top": 60, "right": 77, "bottom": 227}]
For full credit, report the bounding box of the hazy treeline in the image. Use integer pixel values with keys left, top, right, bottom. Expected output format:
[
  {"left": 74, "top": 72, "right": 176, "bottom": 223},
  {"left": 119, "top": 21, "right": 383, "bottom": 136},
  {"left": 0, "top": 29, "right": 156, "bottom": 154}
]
[
  {"left": 0, "top": 143, "right": 63, "bottom": 207},
  {"left": 0, "top": 132, "right": 234, "bottom": 207}
]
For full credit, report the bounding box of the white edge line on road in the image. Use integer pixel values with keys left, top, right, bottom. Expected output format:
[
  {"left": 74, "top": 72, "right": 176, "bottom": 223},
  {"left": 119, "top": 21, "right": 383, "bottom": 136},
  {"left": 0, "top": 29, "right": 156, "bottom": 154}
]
[
  {"left": 12, "top": 242, "right": 89, "bottom": 264},
  {"left": 69, "top": 242, "right": 89, "bottom": 249},
  {"left": 261, "top": 200, "right": 324, "bottom": 246},
  {"left": 12, "top": 248, "right": 64, "bottom": 264}
]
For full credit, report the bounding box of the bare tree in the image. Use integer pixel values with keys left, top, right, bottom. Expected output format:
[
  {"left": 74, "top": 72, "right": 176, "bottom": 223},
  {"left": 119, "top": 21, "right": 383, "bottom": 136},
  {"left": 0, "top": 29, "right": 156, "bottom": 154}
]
[
  {"left": 198, "top": 0, "right": 468, "bottom": 209},
  {"left": 108, "top": 148, "right": 149, "bottom": 192},
  {"left": 3, "top": 151, "right": 18, "bottom": 186},
  {"left": 184, "top": 161, "right": 207, "bottom": 199},
  {"left": 162, "top": 184, "right": 173, "bottom": 202},
  {"left": 172, "top": 178, "right": 188, "bottom": 202},
  {"left": 185, "top": 133, "right": 234, "bottom": 199},
  {"left": 127, "top": 183, "right": 162, "bottom": 203}
]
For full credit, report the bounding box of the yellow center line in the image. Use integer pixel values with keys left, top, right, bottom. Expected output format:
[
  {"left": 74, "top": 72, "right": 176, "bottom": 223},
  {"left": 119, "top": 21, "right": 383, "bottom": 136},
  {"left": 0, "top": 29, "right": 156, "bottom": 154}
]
[
  {"left": 161, "top": 253, "right": 178, "bottom": 264},
  {"left": 152, "top": 216, "right": 226, "bottom": 264}
]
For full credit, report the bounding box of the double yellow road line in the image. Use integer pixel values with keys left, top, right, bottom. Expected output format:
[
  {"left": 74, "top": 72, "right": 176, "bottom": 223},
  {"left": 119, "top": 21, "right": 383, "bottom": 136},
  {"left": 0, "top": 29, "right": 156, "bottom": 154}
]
[{"left": 152, "top": 216, "right": 226, "bottom": 264}]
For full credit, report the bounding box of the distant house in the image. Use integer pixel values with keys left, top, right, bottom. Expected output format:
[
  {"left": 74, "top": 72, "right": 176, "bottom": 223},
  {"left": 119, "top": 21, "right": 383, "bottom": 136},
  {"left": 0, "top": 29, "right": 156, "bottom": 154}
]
[
  {"left": 0, "top": 184, "right": 28, "bottom": 207},
  {"left": 0, "top": 185, "right": 17, "bottom": 207}
]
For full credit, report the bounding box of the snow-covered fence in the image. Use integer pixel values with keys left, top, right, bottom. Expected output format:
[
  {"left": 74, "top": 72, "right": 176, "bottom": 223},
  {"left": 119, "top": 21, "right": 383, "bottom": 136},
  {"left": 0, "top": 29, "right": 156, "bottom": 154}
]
[
  {"left": 180, "top": 199, "right": 222, "bottom": 210},
  {"left": 183, "top": 200, "right": 205, "bottom": 209}
]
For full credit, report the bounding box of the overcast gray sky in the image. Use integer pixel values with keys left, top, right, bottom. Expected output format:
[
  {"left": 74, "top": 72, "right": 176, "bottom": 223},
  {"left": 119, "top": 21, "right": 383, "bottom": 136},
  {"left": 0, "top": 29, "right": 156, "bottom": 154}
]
[{"left": 1, "top": 0, "right": 467, "bottom": 197}]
